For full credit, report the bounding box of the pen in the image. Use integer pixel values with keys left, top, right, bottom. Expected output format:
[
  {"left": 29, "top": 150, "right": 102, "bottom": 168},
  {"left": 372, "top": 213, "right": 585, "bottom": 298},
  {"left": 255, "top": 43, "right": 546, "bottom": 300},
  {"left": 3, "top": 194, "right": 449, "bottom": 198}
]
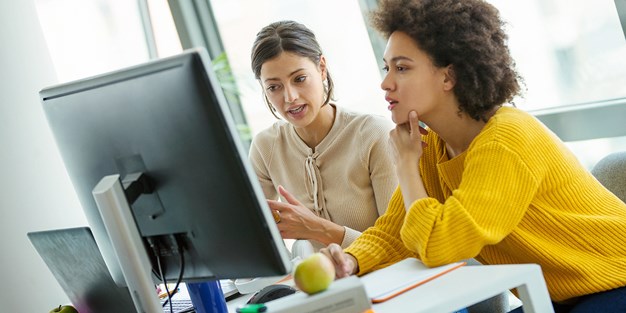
[{"left": 236, "top": 303, "right": 267, "bottom": 313}]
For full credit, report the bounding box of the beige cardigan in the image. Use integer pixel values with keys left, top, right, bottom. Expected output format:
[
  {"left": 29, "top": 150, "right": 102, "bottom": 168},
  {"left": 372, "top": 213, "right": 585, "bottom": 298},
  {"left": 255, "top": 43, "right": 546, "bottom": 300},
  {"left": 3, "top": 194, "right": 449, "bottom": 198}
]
[{"left": 249, "top": 105, "right": 397, "bottom": 248}]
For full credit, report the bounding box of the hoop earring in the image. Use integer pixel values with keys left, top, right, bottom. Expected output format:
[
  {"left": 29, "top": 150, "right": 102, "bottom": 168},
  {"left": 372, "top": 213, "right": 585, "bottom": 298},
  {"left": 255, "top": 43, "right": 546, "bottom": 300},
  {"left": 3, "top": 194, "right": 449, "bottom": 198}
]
[
  {"left": 264, "top": 94, "right": 280, "bottom": 119},
  {"left": 322, "top": 79, "right": 329, "bottom": 97}
]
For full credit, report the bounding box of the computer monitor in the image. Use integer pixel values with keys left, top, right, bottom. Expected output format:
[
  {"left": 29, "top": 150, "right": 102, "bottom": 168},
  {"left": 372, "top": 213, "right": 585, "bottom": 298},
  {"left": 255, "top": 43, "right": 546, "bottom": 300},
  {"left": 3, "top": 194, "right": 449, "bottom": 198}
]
[{"left": 40, "top": 49, "right": 291, "bottom": 289}]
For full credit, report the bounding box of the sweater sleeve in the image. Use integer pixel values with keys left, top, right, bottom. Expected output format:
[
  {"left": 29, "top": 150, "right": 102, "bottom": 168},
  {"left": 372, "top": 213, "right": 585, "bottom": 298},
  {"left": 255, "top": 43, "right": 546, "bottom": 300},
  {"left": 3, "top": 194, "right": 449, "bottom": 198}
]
[
  {"left": 345, "top": 187, "right": 416, "bottom": 275},
  {"left": 364, "top": 118, "right": 397, "bottom": 216},
  {"left": 249, "top": 133, "right": 279, "bottom": 200},
  {"left": 402, "top": 141, "right": 540, "bottom": 267},
  {"left": 340, "top": 116, "right": 397, "bottom": 249},
  {"left": 340, "top": 227, "right": 362, "bottom": 248}
]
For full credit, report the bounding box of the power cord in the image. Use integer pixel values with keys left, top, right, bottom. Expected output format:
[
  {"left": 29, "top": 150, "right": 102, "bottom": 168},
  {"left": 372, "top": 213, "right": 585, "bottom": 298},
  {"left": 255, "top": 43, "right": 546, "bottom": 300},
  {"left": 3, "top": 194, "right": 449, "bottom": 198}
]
[
  {"left": 156, "top": 252, "right": 173, "bottom": 312},
  {"left": 158, "top": 235, "right": 186, "bottom": 312}
]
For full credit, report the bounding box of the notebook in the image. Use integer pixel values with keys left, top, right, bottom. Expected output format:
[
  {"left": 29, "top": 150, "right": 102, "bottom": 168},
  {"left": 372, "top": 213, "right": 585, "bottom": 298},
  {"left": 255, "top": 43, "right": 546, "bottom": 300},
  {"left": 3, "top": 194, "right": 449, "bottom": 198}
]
[
  {"left": 27, "top": 226, "right": 200, "bottom": 313},
  {"left": 359, "top": 258, "right": 465, "bottom": 303}
]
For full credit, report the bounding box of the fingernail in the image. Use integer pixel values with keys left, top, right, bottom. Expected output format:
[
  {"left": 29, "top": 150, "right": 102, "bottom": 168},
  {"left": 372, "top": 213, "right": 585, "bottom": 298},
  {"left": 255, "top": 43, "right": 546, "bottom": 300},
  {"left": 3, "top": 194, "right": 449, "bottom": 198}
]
[{"left": 410, "top": 111, "right": 417, "bottom": 118}]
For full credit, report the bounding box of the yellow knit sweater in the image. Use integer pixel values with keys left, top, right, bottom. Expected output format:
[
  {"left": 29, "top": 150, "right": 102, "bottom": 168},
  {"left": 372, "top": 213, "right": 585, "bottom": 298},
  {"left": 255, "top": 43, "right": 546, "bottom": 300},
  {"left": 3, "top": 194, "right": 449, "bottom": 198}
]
[{"left": 345, "top": 107, "right": 626, "bottom": 302}]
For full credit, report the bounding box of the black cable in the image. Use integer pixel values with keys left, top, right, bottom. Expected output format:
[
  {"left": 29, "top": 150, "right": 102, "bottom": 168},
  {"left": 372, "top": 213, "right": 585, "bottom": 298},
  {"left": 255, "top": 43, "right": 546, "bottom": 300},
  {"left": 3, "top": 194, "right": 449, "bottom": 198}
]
[
  {"left": 174, "top": 241, "right": 185, "bottom": 295},
  {"left": 160, "top": 236, "right": 186, "bottom": 312},
  {"left": 157, "top": 253, "right": 173, "bottom": 313},
  {"left": 146, "top": 237, "right": 170, "bottom": 310}
]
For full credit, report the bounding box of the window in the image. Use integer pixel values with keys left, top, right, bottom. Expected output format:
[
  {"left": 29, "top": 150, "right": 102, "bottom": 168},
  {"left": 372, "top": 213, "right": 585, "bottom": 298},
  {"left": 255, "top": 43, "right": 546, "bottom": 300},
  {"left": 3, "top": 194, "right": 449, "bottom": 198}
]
[
  {"left": 490, "top": 0, "right": 626, "bottom": 111},
  {"left": 146, "top": 0, "right": 182, "bottom": 58},
  {"left": 36, "top": 0, "right": 626, "bottom": 168},
  {"left": 35, "top": 0, "right": 150, "bottom": 82},
  {"left": 487, "top": 0, "right": 626, "bottom": 167},
  {"left": 208, "top": 0, "right": 387, "bottom": 137}
]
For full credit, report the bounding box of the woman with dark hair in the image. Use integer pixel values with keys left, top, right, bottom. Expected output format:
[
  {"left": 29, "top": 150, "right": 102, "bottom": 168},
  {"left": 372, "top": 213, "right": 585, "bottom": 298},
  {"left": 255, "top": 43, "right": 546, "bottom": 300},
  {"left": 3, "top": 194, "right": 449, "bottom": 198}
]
[
  {"left": 320, "top": 0, "right": 626, "bottom": 312},
  {"left": 249, "top": 20, "right": 397, "bottom": 250}
]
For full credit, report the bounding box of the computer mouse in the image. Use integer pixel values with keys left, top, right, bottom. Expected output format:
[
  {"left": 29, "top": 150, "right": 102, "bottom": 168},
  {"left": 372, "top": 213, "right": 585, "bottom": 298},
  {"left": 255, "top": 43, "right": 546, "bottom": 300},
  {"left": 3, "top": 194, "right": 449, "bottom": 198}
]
[{"left": 247, "top": 284, "right": 297, "bottom": 304}]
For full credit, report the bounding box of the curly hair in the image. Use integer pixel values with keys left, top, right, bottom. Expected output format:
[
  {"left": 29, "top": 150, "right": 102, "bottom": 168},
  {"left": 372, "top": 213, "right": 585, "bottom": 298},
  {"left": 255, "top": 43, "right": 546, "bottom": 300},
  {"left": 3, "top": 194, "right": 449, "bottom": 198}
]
[
  {"left": 371, "top": 0, "right": 522, "bottom": 121},
  {"left": 251, "top": 20, "right": 335, "bottom": 119}
]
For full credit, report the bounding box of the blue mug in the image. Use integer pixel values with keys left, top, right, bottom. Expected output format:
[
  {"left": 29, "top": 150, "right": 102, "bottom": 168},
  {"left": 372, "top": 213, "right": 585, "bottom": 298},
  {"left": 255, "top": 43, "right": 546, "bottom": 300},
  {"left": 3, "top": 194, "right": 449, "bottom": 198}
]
[{"left": 187, "top": 280, "right": 228, "bottom": 313}]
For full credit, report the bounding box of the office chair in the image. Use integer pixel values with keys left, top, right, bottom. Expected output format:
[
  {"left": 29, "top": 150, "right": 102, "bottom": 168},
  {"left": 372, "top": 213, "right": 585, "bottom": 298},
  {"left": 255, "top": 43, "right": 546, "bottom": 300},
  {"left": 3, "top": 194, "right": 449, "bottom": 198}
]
[{"left": 591, "top": 151, "right": 626, "bottom": 203}]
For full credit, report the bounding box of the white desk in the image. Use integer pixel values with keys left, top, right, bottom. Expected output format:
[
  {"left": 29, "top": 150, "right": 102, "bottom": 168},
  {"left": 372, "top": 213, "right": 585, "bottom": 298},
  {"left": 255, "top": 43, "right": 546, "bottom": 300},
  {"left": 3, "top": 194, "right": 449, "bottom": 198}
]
[
  {"left": 227, "top": 263, "right": 554, "bottom": 313},
  {"left": 369, "top": 264, "right": 553, "bottom": 313}
]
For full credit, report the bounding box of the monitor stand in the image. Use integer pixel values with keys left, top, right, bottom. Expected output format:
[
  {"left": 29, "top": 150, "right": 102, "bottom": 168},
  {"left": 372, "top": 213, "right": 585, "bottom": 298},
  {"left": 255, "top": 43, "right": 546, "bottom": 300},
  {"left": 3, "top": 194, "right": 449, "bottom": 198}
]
[
  {"left": 92, "top": 174, "right": 162, "bottom": 313},
  {"left": 92, "top": 174, "right": 228, "bottom": 313}
]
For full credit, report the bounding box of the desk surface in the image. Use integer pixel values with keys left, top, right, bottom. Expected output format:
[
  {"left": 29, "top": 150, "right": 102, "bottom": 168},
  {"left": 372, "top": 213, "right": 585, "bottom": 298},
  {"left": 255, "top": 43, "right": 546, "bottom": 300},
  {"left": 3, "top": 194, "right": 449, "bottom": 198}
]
[
  {"left": 369, "top": 264, "right": 544, "bottom": 312},
  {"left": 226, "top": 263, "right": 553, "bottom": 313}
]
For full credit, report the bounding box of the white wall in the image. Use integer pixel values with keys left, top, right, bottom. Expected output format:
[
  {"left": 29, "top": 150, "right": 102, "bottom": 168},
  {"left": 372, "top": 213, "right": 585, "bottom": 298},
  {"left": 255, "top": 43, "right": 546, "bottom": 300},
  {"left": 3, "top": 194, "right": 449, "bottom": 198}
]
[{"left": 0, "top": 1, "right": 87, "bottom": 311}]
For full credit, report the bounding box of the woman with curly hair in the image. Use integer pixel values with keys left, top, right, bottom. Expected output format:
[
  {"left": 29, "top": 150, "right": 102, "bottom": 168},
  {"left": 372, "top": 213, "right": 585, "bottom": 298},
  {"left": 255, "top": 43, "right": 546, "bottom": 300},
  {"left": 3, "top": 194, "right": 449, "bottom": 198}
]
[{"left": 321, "top": 0, "right": 626, "bottom": 312}]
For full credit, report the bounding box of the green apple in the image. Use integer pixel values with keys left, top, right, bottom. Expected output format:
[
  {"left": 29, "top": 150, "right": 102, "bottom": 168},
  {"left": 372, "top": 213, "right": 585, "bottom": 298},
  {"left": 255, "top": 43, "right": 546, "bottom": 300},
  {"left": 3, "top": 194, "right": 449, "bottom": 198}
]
[
  {"left": 293, "top": 252, "right": 335, "bottom": 295},
  {"left": 50, "top": 305, "right": 78, "bottom": 313}
]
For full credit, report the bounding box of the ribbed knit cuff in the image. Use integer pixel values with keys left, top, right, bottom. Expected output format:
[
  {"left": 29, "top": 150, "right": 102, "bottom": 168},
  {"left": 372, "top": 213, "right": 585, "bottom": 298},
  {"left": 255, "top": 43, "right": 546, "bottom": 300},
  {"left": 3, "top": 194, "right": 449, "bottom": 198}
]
[{"left": 340, "top": 227, "right": 361, "bottom": 249}]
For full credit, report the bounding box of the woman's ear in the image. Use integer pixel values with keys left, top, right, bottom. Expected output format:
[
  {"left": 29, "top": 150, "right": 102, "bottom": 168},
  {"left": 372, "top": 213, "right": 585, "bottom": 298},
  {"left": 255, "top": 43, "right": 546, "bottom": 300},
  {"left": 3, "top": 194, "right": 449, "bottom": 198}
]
[
  {"left": 442, "top": 64, "right": 456, "bottom": 91},
  {"left": 319, "top": 55, "right": 328, "bottom": 81}
]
